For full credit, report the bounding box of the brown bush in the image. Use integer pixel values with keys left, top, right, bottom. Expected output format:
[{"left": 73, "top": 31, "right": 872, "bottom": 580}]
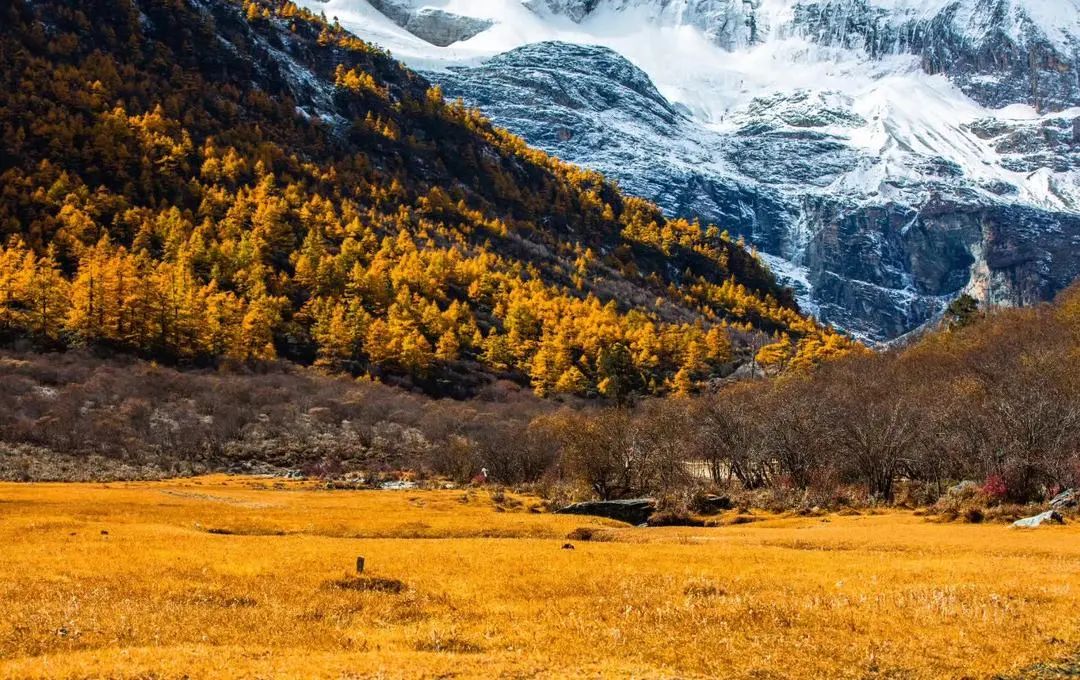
[
  {"left": 325, "top": 576, "right": 407, "bottom": 594},
  {"left": 0, "top": 349, "right": 556, "bottom": 483},
  {"left": 565, "top": 526, "right": 615, "bottom": 542}
]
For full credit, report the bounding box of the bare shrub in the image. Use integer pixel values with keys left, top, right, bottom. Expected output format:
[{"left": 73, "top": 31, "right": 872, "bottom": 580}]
[{"left": 325, "top": 576, "right": 407, "bottom": 594}]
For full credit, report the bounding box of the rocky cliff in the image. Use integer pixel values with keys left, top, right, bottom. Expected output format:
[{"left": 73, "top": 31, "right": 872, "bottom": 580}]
[{"left": 311, "top": 0, "right": 1080, "bottom": 340}]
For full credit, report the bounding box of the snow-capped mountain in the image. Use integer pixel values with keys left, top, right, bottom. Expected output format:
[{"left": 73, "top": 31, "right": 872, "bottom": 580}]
[{"left": 302, "top": 0, "right": 1080, "bottom": 340}]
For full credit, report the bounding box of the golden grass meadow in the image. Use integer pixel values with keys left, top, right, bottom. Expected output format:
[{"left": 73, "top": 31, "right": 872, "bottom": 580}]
[{"left": 1, "top": 477, "right": 1079, "bottom": 679}]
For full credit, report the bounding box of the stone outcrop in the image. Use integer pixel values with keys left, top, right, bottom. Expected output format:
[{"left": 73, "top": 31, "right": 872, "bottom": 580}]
[
  {"left": 366, "top": 0, "right": 493, "bottom": 46},
  {"left": 1049, "top": 489, "right": 1078, "bottom": 511},
  {"left": 556, "top": 498, "right": 657, "bottom": 525},
  {"left": 431, "top": 41, "right": 1080, "bottom": 340}
]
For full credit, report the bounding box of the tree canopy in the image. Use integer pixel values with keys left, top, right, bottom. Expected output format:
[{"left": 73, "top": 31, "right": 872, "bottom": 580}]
[{"left": 0, "top": 0, "right": 855, "bottom": 398}]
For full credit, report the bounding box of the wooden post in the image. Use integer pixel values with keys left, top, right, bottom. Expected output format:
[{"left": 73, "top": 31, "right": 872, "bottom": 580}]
[{"left": 356, "top": 556, "right": 365, "bottom": 574}]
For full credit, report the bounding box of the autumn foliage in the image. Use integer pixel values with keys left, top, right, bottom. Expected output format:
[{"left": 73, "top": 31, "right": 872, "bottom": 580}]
[{"left": 0, "top": 0, "right": 853, "bottom": 398}]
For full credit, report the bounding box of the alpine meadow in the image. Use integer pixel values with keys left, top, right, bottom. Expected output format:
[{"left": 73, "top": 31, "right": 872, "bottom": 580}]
[{"left": 2, "top": 0, "right": 1080, "bottom": 678}]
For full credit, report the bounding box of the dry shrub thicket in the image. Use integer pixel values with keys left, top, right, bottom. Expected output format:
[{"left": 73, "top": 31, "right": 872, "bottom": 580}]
[
  {"left": 552, "top": 285, "right": 1080, "bottom": 513},
  {"left": 0, "top": 351, "right": 559, "bottom": 483},
  {"left": 3, "top": 284, "right": 1080, "bottom": 515}
]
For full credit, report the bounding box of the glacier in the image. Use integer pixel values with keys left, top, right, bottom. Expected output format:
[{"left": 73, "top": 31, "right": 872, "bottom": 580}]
[{"left": 300, "top": 0, "right": 1080, "bottom": 340}]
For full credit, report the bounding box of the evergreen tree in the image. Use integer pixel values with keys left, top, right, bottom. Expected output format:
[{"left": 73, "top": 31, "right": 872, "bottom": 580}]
[{"left": 945, "top": 294, "right": 981, "bottom": 330}]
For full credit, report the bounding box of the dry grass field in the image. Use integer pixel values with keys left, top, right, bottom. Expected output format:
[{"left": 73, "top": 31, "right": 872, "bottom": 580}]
[{"left": 1, "top": 477, "right": 1079, "bottom": 679}]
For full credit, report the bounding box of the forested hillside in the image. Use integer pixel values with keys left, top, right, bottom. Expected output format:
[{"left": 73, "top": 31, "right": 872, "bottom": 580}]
[
  {"left": 4, "top": 286, "right": 1079, "bottom": 503},
  {"left": 0, "top": 0, "right": 853, "bottom": 398}
]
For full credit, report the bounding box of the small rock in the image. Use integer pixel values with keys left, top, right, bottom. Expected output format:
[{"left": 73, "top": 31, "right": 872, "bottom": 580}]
[
  {"left": 947, "top": 481, "right": 980, "bottom": 497},
  {"left": 1049, "top": 489, "right": 1077, "bottom": 511},
  {"left": 379, "top": 480, "right": 417, "bottom": 490},
  {"left": 561, "top": 543, "right": 575, "bottom": 550},
  {"left": 698, "top": 494, "right": 733, "bottom": 513},
  {"left": 1012, "top": 511, "right": 1065, "bottom": 529}
]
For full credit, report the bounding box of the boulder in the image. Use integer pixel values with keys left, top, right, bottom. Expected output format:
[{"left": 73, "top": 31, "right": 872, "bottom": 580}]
[
  {"left": 702, "top": 494, "right": 733, "bottom": 511},
  {"left": 693, "top": 493, "right": 733, "bottom": 515},
  {"left": 1012, "top": 511, "right": 1065, "bottom": 529},
  {"left": 1049, "top": 489, "right": 1078, "bottom": 511},
  {"left": 556, "top": 499, "right": 656, "bottom": 526},
  {"left": 947, "top": 480, "right": 980, "bottom": 497}
]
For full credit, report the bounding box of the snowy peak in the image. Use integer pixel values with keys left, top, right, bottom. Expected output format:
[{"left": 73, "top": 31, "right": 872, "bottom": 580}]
[
  {"left": 314, "top": 0, "right": 1080, "bottom": 340},
  {"left": 523, "top": 0, "right": 1080, "bottom": 54},
  {"left": 771, "top": 0, "right": 1080, "bottom": 110},
  {"left": 927, "top": 0, "right": 1080, "bottom": 51},
  {"left": 345, "top": 0, "right": 1080, "bottom": 111},
  {"left": 524, "top": 0, "right": 601, "bottom": 23},
  {"left": 539, "top": 0, "right": 769, "bottom": 50}
]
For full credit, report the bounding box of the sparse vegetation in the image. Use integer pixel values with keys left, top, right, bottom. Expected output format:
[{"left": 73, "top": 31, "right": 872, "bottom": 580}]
[
  {"left": 0, "top": 348, "right": 556, "bottom": 482},
  {"left": 2, "top": 0, "right": 1078, "bottom": 677},
  {"left": 545, "top": 283, "right": 1080, "bottom": 514},
  {"left": 4, "top": 282, "right": 1080, "bottom": 521},
  {"left": 1, "top": 477, "right": 1078, "bottom": 679}
]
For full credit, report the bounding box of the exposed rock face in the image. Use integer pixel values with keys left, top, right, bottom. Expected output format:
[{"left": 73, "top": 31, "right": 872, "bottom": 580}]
[
  {"left": 433, "top": 40, "right": 1080, "bottom": 339},
  {"left": 556, "top": 498, "right": 657, "bottom": 525},
  {"left": 366, "top": 0, "right": 492, "bottom": 46},
  {"left": 406, "top": 9, "right": 492, "bottom": 46},
  {"left": 365, "top": 0, "right": 412, "bottom": 25},
  {"left": 1049, "top": 488, "right": 1078, "bottom": 510},
  {"left": 524, "top": 0, "right": 601, "bottom": 23},
  {"left": 968, "top": 114, "right": 1080, "bottom": 174},
  {"left": 332, "top": 0, "right": 1080, "bottom": 340}
]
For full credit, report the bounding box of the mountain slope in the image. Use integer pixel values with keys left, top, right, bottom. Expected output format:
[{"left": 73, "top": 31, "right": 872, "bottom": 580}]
[
  {"left": 315, "top": 0, "right": 1080, "bottom": 341},
  {"left": 0, "top": 0, "right": 849, "bottom": 399}
]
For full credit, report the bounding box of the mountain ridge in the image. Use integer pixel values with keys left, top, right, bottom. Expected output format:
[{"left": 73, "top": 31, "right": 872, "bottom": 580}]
[
  {"left": 0, "top": 0, "right": 848, "bottom": 399},
  {"left": 317, "top": 0, "right": 1080, "bottom": 340}
]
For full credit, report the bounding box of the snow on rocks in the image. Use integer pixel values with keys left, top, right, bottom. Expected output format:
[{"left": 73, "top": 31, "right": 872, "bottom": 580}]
[
  {"left": 1012, "top": 510, "right": 1065, "bottom": 529},
  {"left": 299, "top": 0, "right": 1080, "bottom": 341}
]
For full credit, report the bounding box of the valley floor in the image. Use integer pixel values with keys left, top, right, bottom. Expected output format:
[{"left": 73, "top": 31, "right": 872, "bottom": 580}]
[{"left": 1, "top": 477, "right": 1078, "bottom": 679}]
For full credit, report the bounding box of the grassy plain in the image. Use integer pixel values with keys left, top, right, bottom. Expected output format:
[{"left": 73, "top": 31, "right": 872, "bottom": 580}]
[{"left": 1, "top": 476, "right": 1078, "bottom": 679}]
